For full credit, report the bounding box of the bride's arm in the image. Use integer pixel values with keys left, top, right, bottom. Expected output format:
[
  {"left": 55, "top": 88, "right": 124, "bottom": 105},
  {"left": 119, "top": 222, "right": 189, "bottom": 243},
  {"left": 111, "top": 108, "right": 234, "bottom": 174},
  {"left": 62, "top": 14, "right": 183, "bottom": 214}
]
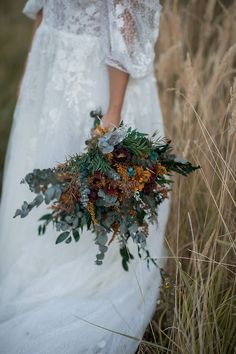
[
  {"left": 17, "top": 10, "right": 43, "bottom": 96},
  {"left": 100, "top": 0, "right": 162, "bottom": 130},
  {"left": 101, "top": 66, "right": 129, "bottom": 130},
  {"left": 101, "top": 1, "right": 134, "bottom": 130},
  {"left": 34, "top": 9, "right": 43, "bottom": 28}
]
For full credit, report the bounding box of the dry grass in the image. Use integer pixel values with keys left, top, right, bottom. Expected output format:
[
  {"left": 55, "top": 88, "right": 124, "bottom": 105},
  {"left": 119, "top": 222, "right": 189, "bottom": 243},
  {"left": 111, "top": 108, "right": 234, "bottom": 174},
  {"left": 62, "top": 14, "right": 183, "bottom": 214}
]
[
  {"left": 140, "top": 1, "right": 236, "bottom": 353},
  {"left": 0, "top": 1, "right": 235, "bottom": 353}
]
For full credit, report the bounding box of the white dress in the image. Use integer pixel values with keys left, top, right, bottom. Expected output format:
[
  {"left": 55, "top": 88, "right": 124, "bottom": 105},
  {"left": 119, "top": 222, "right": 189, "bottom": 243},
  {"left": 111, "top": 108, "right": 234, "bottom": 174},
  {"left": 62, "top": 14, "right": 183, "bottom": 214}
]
[{"left": 0, "top": 1, "right": 170, "bottom": 353}]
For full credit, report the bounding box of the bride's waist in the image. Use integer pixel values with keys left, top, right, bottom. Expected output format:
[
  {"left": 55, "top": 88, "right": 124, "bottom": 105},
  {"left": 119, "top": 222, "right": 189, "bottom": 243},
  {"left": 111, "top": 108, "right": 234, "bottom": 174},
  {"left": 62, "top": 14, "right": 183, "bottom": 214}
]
[
  {"left": 37, "top": 20, "right": 101, "bottom": 43},
  {"left": 33, "top": 20, "right": 105, "bottom": 63}
]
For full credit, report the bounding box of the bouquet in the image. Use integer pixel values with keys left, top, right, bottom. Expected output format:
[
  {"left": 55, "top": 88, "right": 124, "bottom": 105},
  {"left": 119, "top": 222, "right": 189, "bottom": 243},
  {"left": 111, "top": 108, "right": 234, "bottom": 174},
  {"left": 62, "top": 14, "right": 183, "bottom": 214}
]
[{"left": 14, "top": 110, "right": 200, "bottom": 270}]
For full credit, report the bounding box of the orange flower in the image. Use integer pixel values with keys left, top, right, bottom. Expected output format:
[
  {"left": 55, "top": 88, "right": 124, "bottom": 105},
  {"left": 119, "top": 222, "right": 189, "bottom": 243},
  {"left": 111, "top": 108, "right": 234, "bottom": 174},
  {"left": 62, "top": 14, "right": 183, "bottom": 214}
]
[
  {"left": 142, "top": 170, "right": 151, "bottom": 182},
  {"left": 156, "top": 163, "right": 167, "bottom": 176},
  {"left": 107, "top": 152, "right": 113, "bottom": 163},
  {"left": 133, "top": 180, "right": 145, "bottom": 192},
  {"left": 138, "top": 183, "right": 145, "bottom": 191},
  {"left": 87, "top": 201, "right": 98, "bottom": 225},
  {"left": 95, "top": 125, "right": 107, "bottom": 136},
  {"left": 134, "top": 166, "right": 151, "bottom": 183},
  {"left": 115, "top": 163, "right": 129, "bottom": 181},
  {"left": 135, "top": 166, "right": 144, "bottom": 176},
  {"left": 161, "top": 187, "right": 169, "bottom": 198},
  {"left": 128, "top": 209, "right": 136, "bottom": 216}
]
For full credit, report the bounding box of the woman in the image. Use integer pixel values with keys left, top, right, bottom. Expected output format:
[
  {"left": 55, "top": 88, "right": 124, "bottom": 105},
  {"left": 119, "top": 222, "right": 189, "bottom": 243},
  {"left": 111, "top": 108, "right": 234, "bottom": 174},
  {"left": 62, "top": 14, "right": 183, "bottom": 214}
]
[{"left": 0, "top": 1, "right": 170, "bottom": 353}]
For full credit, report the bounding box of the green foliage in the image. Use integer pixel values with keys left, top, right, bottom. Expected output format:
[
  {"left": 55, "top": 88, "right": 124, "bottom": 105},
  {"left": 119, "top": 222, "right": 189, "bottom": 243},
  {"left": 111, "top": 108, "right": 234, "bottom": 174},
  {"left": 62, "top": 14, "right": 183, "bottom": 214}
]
[
  {"left": 55, "top": 231, "right": 70, "bottom": 244},
  {"left": 72, "top": 229, "right": 80, "bottom": 242},
  {"left": 88, "top": 151, "right": 112, "bottom": 174},
  {"left": 120, "top": 246, "right": 134, "bottom": 271},
  {"left": 95, "top": 227, "right": 109, "bottom": 265},
  {"left": 14, "top": 117, "right": 199, "bottom": 270},
  {"left": 122, "top": 128, "right": 150, "bottom": 156}
]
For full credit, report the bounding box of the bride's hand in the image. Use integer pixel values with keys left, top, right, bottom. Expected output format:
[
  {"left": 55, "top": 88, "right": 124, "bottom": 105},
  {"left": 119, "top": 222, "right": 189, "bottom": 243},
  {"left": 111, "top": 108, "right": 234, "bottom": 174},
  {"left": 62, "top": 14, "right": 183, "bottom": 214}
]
[
  {"left": 100, "top": 111, "right": 121, "bottom": 130},
  {"left": 91, "top": 65, "right": 129, "bottom": 136},
  {"left": 91, "top": 110, "right": 121, "bottom": 137}
]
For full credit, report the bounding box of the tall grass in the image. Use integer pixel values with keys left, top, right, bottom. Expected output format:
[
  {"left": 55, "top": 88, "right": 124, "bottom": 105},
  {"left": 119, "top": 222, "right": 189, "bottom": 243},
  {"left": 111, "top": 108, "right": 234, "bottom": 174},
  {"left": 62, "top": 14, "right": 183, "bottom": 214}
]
[
  {"left": 0, "top": 1, "right": 235, "bottom": 353},
  {"left": 141, "top": 1, "right": 236, "bottom": 353}
]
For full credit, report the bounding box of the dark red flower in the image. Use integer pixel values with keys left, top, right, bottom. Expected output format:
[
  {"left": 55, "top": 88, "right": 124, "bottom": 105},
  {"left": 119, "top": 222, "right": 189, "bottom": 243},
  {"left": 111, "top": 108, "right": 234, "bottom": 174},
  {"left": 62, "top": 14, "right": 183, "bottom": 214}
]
[
  {"left": 148, "top": 166, "right": 157, "bottom": 182},
  {"left": 143, "top": 182, "right": 155, "bottom": 195},
  {"left": 104, "top": 187, "right": 118, "bottom": 196},
  {"left": 94, "top": 171, "right": 103, "bottom": 180},
  {"left": 112, "top": 147, "right": 132, "bottom": 163},
  {"left": 89, "top": 189, "right": 98, "bottom": 201}
]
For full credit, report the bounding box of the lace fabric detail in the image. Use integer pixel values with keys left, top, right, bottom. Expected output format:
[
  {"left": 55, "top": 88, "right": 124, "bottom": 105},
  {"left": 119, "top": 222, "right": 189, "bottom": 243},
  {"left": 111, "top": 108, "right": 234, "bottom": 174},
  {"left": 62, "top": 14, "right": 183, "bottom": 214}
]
[
  {"left": 101, "top": 0, "right": 162, "bottom": 78},
  {"left": 43, "top": 1, "right": 101, "bottom": 37},
  {"left": 23, "top": 0, "right": 162, "bottom": 79},
  {"left": 19, "top": 23, "right": 108, "bottom": 154}
]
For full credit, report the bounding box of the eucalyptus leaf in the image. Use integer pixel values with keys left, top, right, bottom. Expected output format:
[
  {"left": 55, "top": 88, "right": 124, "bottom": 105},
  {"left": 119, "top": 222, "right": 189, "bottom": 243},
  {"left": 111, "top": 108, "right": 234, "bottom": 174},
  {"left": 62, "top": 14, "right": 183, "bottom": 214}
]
[
  {"left": 97, "top": 233, "right": 108, "bottom": 246},
  {"left": 65, "top": 216, "right": 73, "bottom": 224},
  {"left": 72, "top": 217, "right": 79, "bottom": 228},
  {"left": 65, "top": 236, "right": 72, "bottom": 244},
  {"left": 72, "top": 229, "right": 80, "bottom": 242},
  {"left": 45, "top": 186, "right": 55, "bottom": 204},
  {"left": 122, "top": 259, "right": 129, "bottom": 271},
  {"left": 60, "top": 221, "right": 70, "bottom": 231},
  {"left": 128, "top": 224, "right": 139, "bottom": 235},
  {"left": 33, "top": 194, "right": 44, "bottom": 207},
  {"left": 96, "top": 253, "right": 105, "bottom": 260},
  {"left": 99, "top": 245, "right": 108, "bottom": 253},
  {"left": 55, "top": 231, "right": 70, "bottom": 244},
  {"left": 38, "top": 214, "right": 52, "bottom": 221},
  {"left": 13, "top": 209, "right": 21, "bottom": 218},
  {"left": 95, "top": 260, "right": 103, "bottom": 265}
]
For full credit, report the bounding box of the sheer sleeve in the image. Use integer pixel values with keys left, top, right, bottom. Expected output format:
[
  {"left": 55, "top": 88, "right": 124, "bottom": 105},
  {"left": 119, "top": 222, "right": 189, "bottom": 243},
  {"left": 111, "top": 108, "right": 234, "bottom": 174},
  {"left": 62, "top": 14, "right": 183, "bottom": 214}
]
[
  {"left": 101, "top": 0, "right": 162, "bottom": 79},
  {"left": 22, "top": 0, "right": 43, "bottom": 20}
]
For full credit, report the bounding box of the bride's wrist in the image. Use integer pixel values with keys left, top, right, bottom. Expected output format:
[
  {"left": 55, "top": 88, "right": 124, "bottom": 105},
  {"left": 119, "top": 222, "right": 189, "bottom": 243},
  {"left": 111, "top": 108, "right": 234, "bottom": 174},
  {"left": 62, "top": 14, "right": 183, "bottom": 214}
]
[
  {"left": 100, "top": 111, "right": 121, "bottom": 130},
  {"left": 106, "top": 106, "right": 122, "bottom": 118}
]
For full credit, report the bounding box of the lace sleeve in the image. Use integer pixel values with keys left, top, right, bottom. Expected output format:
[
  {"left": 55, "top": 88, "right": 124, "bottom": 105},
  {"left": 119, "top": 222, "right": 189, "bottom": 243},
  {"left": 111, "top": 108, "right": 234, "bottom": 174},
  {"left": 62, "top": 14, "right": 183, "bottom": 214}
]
[
  {"left": 101, "top": 0, "right": 162, "bottom": 79},
  {"left": 22, "top": 0, "right": 43, "bottom": 20}
]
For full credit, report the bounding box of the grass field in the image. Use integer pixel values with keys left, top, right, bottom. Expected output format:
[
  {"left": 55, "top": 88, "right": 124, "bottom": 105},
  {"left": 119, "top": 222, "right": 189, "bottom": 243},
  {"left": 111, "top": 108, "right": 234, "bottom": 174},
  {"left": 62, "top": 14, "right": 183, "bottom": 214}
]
[{"left": 0, "top": 1, "right": 236, "bottom": 353}]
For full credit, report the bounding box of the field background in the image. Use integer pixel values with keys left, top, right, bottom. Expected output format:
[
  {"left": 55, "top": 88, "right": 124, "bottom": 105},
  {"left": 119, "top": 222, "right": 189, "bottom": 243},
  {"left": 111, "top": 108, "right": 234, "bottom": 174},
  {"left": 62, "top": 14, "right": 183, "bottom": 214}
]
[{"left": 0, "top": 1, "right": 235, "bottom": 353}]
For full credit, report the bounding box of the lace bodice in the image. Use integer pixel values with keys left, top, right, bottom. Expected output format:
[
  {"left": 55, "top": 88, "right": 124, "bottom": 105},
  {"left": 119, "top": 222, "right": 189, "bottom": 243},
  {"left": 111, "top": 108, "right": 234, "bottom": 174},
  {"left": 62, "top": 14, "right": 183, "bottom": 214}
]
[{"left": 23, "top": 0, "right": 162, "bottom": 79}]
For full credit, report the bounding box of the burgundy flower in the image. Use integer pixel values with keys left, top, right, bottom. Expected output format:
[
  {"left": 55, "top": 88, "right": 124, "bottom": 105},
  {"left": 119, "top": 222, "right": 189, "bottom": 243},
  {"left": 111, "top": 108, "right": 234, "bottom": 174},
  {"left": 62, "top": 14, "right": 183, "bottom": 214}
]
[
  {"left": 104, "top": 187, "right": 118, "bottom": 196},
  {"left": 94, "top": 171, "right": 103, "bottom": 180},
  {"left": 143, "top": 182, "right": 155, "bottom": 195},
  {"left": 112, "top": 147, "right": 132, "bottom": 163},
  {"left": 148, "top": 166, "right": 157, "bottom": 182},
  {"left": 89, "top": 189, "right": 98, "bottom": 201}
]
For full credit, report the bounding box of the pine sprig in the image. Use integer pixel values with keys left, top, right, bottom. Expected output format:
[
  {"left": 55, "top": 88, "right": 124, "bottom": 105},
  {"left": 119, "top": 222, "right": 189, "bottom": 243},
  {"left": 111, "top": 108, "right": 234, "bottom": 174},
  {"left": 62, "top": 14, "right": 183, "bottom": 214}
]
[
  {"left": 88, "top": 151, "right": 113, "bottom": 175},
  {"left": 122, "top": 128, "right": 150, "bottom": 156}
]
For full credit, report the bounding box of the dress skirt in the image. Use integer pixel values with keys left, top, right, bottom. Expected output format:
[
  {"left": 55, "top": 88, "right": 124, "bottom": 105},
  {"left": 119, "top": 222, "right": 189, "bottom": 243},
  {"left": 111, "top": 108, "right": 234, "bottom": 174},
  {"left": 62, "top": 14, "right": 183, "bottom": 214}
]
[{"left": 0, "top": 21, "right": 170, "bottom": 354}]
